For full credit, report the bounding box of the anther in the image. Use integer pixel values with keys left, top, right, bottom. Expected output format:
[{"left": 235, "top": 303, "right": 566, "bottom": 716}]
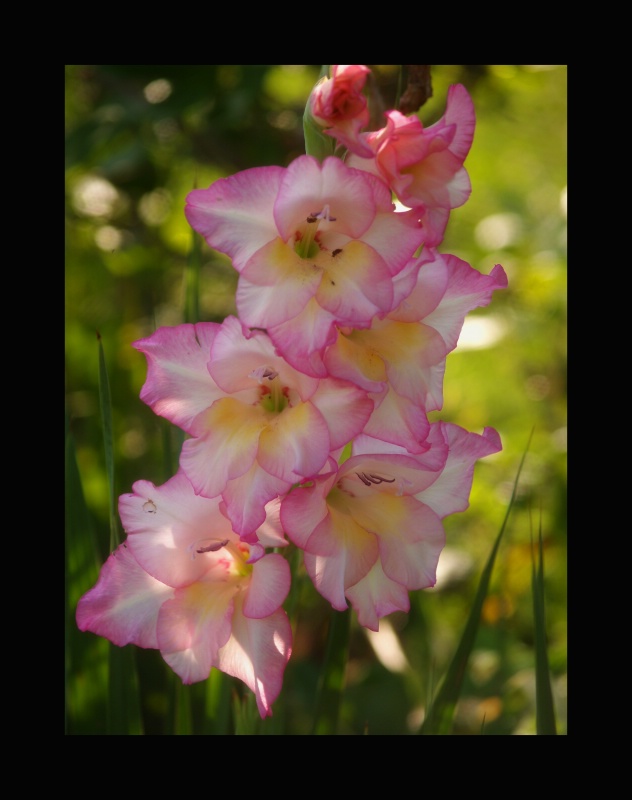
[
  {"left": 355, "top": 471, "right": 396, "bottom": 485},
  {"left": 196, "top": 539, "right": 229, "bottom": 554},
  {"left": 249, "top": 365, "right": 279, "bottom": 383}
]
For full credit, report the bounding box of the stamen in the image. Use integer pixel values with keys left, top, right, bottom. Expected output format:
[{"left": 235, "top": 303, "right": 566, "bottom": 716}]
[
  {"left": 355, "top": 471, "right": 396, "bottom": 485},
  {"left": 188, "top": 538, "right": 229, "bottom": 560},
  {"left": 196, "top": 539, "right": 229, "bottom": 554},
  {"left": 249, "top": 365, "right": 279, "bottom": 383},
  {"left": 307, "top": 204, "right": 336, "bottom": 223}
]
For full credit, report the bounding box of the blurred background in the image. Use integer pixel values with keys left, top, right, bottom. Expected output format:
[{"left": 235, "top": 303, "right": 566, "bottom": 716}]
[{"left": 65, "top": 65, "right": 567, "bottom": 735}]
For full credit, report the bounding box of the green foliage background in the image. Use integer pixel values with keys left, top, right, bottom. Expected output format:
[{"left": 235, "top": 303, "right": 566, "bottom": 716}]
[{"left": 65, "top": 65, "right": 567, "bottom": 735}]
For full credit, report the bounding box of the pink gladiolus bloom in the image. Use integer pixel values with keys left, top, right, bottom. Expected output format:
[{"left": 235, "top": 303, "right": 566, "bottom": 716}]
[
  {"left": 346, "top": 84, "right": 476, "bottom": 245},
  {"left": 76, "top": 472, "right": 292, "bottom": 718},
  {"left": 280, "top": 423, "right": 501, "bottom": 631},
  {"left": 133, "top": 316, "right": 373, "bottom": 538},
  {"left": 323, "top": 251, "right": 508, "bottom": 449},
  {"left": 309, "top": 64, "right": 374, "bottom": 158},
  {"left": 185, "top": 155, "right": 427, "bottom": 376}
]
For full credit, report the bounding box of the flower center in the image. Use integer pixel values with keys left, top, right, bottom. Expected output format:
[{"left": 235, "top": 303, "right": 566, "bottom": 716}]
[
  {"left": 249, "top": 365, "right": 289, "bottom": 414},
  {"left": 187, "top": 537, "right": 252, "bottom": 577},
  {"left": 294, "top": 204, "right": 337, "bottom": 259}
]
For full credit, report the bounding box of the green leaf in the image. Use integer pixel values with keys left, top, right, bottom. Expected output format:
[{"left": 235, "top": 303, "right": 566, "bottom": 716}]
[
  {"left": 169, "top": 679, "right": 194, "bottom": 736},
  {"left": 97, "top": 332, "right": 144, "bottom": 734},
  {"left": 418, "top": 430, "right": 533, "bottom": 735},
  {"left": 184, "top": 226, "right": 202, "bottom": 325},
  {"left": 233, "top": 690, "right": 260, "bottom": 735},
  {"left": 312, "top": 607, "right": 351, "bottom": 734},
  {"left": 97, "top": 332, "right": 119, "bottom": 552},
  {"left": 201, "top": 669, "right": 232, "bottom": 735},
  {"left": 532, "top": 519, "right": 558, "bottom": 735},
  {"left": 107, "top": 644, "right": 144, "bottom": 734},
  {"left": 65, "top": 409, "right": 108, "bottom": 734}
]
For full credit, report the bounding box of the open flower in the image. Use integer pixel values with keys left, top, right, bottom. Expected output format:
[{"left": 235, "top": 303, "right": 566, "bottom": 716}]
[
  {"left": 346, "top": 84, "right": 476, "bottom": 244},
  {"left": 322, "top": 251, "right": 508, "bottom": 450},
  {"left": 133, "top": 316, "right": 373, "bottom": 538},
  {"left": 185, "top": 154, "right": 427, "bottom": 376},
  {"left": 280, "top": 423, "right": 501, "bottom": 631},
  {"left": 75, "top": 471, "right": 292, "bottom": 719},
  {"left": 308, "top": 64, "right": 373, "bottom": 158}
]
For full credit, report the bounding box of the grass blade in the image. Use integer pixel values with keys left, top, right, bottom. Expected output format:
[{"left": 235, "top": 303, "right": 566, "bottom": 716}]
[
  {"left": 65, "top": 409, "right": 108, "bottom": 733},
  {"left": 419, "top": 430, "right": 533, "bottom": 735},
  {"left": 97, "top": 332, "right": 144, "bottom": 734},
  {"left": 312, "top": 607, "right": 351, "bottom": 735},
  {"left": 97, "top": 332, "right": 119, "bottom": 553},
  {"left": 532, "top": 518, "right": 558, "bottom": 735}
]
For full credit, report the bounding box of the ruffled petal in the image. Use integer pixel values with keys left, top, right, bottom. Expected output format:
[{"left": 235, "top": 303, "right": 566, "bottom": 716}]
[
  {"left": 158, "top": 580, "right": 236, "bottom": 684},
  {"left": 133, "top": 323, "right": 221, "bottom": 432},
  {"left": 185, "top": 166, "right": 284, "bottom": 270},
  {"left": 180, "top": 398, "right": 265, "bottom": 498},
  {"left": 257, "top": 401, "right": 330, "bottom": 482},
  {"left": 417, "top": 422, "right": 502, "bottom": 518},
  {"left": 243, "top": 553, "right": 291, "bottom": 618},
  {"left": 120, "top": 473, "right": 235, "bottom": 588},
  {"left": 76, "top": 543, "right": 173, "bottom": 649},
  {"left": 309, "top": 376, "right": 373, "bottom": 449},
  {"left": 218, "top": 594, "right": 292, "bottom": 718},
  {"left": 362, "top": 386, "right": 432, "bottom": 452},
  {"left": 267, "top": 298, "right": 338, "bottom": 378},
  {"left": 280, "top": 469, "right": 336, "bottom": 549},
  {"left": 274, "top": 155, "right": 376, "bottom": 240},
  {"left": 423, "top": 259, "right": 508, "bottom": 353},
  {"left": 346, "top": 560, "right": 411, "bottom": 632},
  {"left": 237, "top": 238, "right": 322, "bottom": 328}
]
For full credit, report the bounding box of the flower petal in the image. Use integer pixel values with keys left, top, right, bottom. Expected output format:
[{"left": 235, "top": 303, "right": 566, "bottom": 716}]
[
  {"left": 133, "top": 323, "right": 221, "bottom": 433},
  {"left": 243, "top": 553, "right": 291, "bottom": 618},
  {"left": 274, "top": 155, "right": 376, "bottom": 240},
  {"left": 237, "top": 238, "right": 322, "bottom": 328},
  {"left": 158, "top": 580, "right": 236, "bottom": 684},
  {"left": 181, "top": 398, "right": 266, "bottom": 498},
  {"left": 417, "top": 423, "right": 502, "bottom": 517},
  {"left": 185, "top": 166, "right": 284, "bottom": 270},
  {"left": 221, "top": 463, "right": 290, "bottom": 540},
  {"left": 218, "top": 594, "right": 292, "bottom": 719},
  {"left": 257, "top": 401, "right": 330, "bottom": 482},
  {"left": 346, "top": 560, "right": 411, "bottom": 632},
  {"left": 76, "top": 543, "right": 173, "bottom": 649},
  {"left": 120, "top": 473, "right": 236, "bottom": 588}
]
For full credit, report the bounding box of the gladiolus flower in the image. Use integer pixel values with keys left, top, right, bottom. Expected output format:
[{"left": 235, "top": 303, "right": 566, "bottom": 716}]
[
  {"left": 76, "top": 472, "right": 292, "bottom": 719},
  {"left": 346, "top": 84, "right": 476, "bottom": 244},
  {"left": 185, "top": 154, "right": 427, "bottom": 376},
  {"left": 280, "top": 423, "right": 501, "bottom": 631},
  {"left": 322, "top": 251, "right": 508, "bottom": 449},
  {"left": 133, "top": 316, "right": 373, "bottom": 538}
]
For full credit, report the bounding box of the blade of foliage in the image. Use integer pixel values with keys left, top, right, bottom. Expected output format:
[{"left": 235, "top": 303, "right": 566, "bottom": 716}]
[
  {"left": 97, "top": 332, "right": 144, "bottom": 734},
  {"left": 65, "top": 410, "right": 107, "bottom": 733},
  {"left": 312, "top": 607, "right": 351, "bottom": 735},
  {"left": 184, "top": 226, "right": 202, "bottom": 325},
  {"left": 201, "top": 669, "right": 232, "bottom": 735},
  {"left": 419, "top": 431, "right": 533, "bottom": 735},
  {"left": 107, "top": 645, "right": 143, "bottom": 734},
  {"left": 233, "top": 691, "right": 260, "bottom": 735},
  {"left": 532, "top": 519, "right": 558, "bottom": 735},
  {"left": 97, "top": 332, "right": 119, "bottom": 553},
  {"left": 169, "top": 679, "right": 194, "bottom": 735}
]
